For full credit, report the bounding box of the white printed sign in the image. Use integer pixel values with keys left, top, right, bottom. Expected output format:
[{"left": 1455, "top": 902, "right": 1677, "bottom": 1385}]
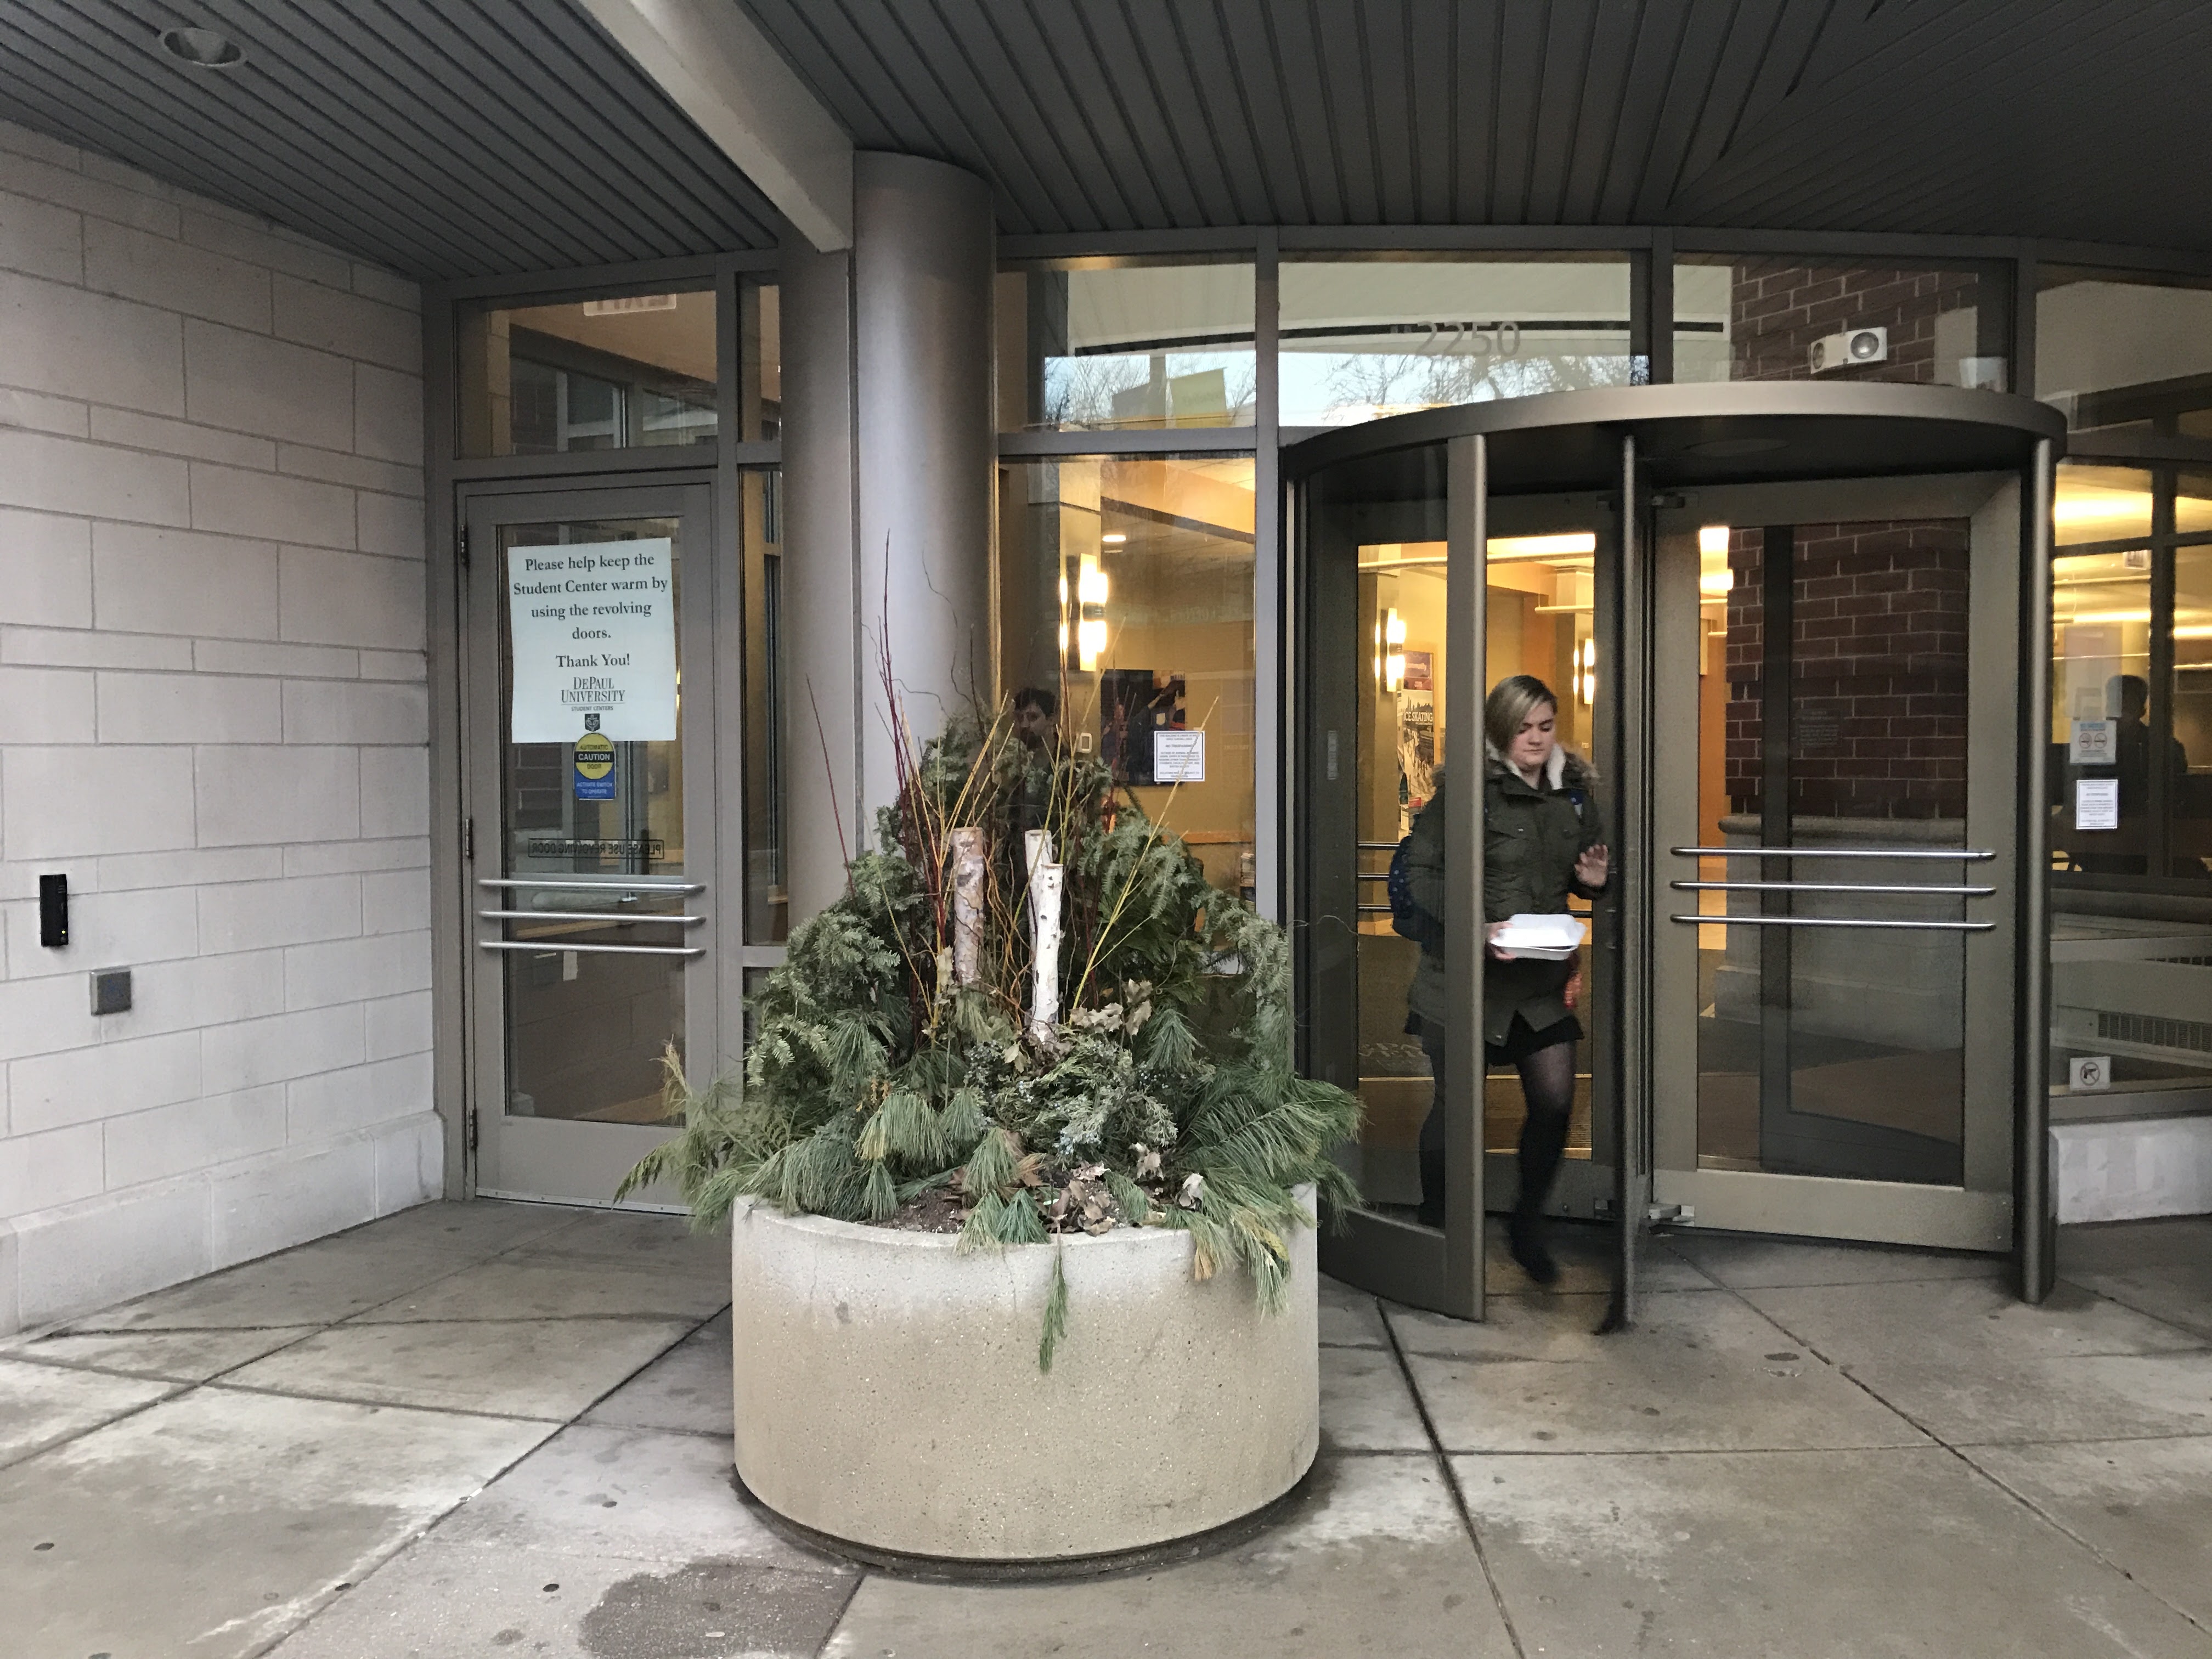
[
  {"left": 1154, "top": 729, "right": 1206, "bottom": 783},
  {"left": 509, "top": 539, "right": 677, "bottom": 742},
  {"left": 2070, "top": 718, "right": 2115, "bottom": 765},
  {"left": 2075, "top": 777, "right": 2120, "bottom": 832}
]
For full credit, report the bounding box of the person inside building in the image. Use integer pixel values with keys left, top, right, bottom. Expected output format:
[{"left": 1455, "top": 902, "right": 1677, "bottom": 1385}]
[
  {"left": 2111, "top": 673, "right": 2190, "bottom": 811},
  {"left": 1011, "top": 684, "right": 1062, "bottom": 756},
  {"left": 1009, "top": 685, "right": 1066, "bottom": 839},
  {"left": 1403, "top": 674, "right": 1609, "bottom": 1283}
]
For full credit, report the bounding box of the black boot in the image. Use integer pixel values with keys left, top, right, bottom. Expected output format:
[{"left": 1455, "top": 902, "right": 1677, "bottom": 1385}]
[
  {"left": 1416, "top": 1149, "right": 1447, "bottom": 1229},
  {"left": 1506, "top": 1210, "right": 1559, "bottom": 1284}
]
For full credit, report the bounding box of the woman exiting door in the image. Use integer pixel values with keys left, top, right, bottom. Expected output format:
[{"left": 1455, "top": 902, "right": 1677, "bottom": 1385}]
[{"left": 1401, "top": 676, "right": 1610, "bottom": 1283}]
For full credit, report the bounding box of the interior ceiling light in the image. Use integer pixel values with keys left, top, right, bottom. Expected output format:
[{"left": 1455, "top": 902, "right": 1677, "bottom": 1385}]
[{"left": 159, "top": 26, "right": 246, "bottom": 69}]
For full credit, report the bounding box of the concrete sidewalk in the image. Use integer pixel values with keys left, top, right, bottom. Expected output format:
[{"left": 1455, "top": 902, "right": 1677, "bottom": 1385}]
[{"left": 3, "top": 1203, "right": 2208, "bottom": 1657}]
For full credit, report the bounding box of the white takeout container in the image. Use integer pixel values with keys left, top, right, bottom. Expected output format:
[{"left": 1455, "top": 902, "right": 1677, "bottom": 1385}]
[{"left": 1489, "top": 912, "right": 1586, "bottom": 961}]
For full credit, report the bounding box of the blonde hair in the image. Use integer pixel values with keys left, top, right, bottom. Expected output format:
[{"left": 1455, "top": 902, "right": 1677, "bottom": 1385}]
[{"left": 1485, "top": 674, "right": 1559, "bottom": 758}]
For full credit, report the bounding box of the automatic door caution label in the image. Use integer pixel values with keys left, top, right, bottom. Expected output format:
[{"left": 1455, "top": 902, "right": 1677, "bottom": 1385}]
[{"left": 574, "top": 731, "right": 616, "bottom": 800}]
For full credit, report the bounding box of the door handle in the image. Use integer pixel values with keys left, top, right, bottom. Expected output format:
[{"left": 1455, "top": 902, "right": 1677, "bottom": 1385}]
[
  {"left": 476, "top": 909, "right": 706, "bottom": 926},
  {"left": 1669, "top": 845, "right": 1995, "bottom": 862},
  {"left": 1671, "top": 880, "right": 1996, "bottom": 896},
  {"left": 1669, "top": 913, "right": 1993, "bottom": 932},
  {"left": 477, "top": 940, "right": 706, "bottom": 958}
]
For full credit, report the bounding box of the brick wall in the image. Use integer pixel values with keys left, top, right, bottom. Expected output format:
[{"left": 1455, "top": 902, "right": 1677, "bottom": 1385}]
[
  {"left": 0, "top": 119, "right": 434, "bottom": 1331},
  {"left": 1726, "top": 521, "right": 1972, "bottom": 821},
  {"left": 1726, "top": 259, "right": 1981, "bottom": 383}
]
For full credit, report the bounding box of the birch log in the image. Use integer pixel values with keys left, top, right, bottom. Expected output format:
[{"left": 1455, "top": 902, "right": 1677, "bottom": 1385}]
[
  {"left": 949, "top": 827, "right": 985, "bottom": 987},
  {"left": 1025, "top": 829, "right": 1063, "bottom": 1035}
]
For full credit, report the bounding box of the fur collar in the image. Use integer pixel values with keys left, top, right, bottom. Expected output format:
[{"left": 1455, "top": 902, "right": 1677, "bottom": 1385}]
[{"left": 1484, "top": 741, "right": 1592, "bottom": 791}]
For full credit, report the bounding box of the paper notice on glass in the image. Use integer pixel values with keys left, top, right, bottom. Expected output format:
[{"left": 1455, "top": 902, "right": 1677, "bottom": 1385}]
[
  {"left": 1154, "top": 729, "right": 1205, "bottom": 783},
  {"left": 2070, "top": 718, "right": 2115, "bottom": 764},
  {"left": 2075, "top": 777, "right": 2121, "bottom": 831},
  {"left": 508, "top": 539, "right": 677, "bottom": 742}
]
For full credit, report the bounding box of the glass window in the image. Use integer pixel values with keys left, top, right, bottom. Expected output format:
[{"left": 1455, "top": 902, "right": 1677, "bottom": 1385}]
[
  {"left": 2049, "top": 464, "right": 2212, "bottom": 885},
  {"left": 460, "top": 289, "right": 717, "bottom": 458},
  {"left": 1279, "top": 255, "right": 1637, "bottom": 426},
  {"left": 2036, "top": 267, "right": 2212, "bottom": 436},
  {"left": 742, "top": 280, "right": 780, "bottom": 443},
  {"left": 2055, "top": 463, "right": 2157, "bottom": 546},
  {"left": 742, "top": 469, "right": 787, "bottom": 940},
  {"left": 1675, "top": 257, "right": 2008, "bottom": 389},
  {"left": 2175, "top": 540, "right": 2212, "bottom": 881},
  {"left": 2052, "top": 547, "right": 2154, "bottom": 875},
  {"left": 996, "top": 260, "right": 1255, "bottom": 433},
  {"left": 996, "top": 455, "right": 1255, "bottom": 890}
]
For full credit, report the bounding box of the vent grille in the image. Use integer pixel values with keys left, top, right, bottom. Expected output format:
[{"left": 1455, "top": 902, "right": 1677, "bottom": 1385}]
[{"left": 2098, "top": 1011, "right": 2212, "bottom": 1053}]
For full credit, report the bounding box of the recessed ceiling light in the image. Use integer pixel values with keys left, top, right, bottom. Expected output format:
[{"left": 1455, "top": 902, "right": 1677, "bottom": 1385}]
[{"left": 159, "top": 27, "right": 247, "bottom": 70}]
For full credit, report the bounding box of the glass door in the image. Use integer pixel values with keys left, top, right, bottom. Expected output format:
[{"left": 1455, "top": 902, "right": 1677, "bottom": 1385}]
[
  {"left": 1647, "top": 473, "right": 2025, "bottom": 1250},
  {"left": 461, "top": 480, "right": 728, "bottom": 1205},
  {"left": 1302, "top": 433, "right": 1624, "bottom": 1319}
]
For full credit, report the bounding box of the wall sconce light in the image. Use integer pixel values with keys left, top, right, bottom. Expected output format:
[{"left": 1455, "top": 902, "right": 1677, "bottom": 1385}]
[
  {"left": 1072, "top": 555, "right": 1108, "bottom": 671},
  {"left": 1576, "top": 636, "right": 1596, "bottom": 707},
  {"left": 1384, "top": 608, "right": 1406, "bottom": 693}
]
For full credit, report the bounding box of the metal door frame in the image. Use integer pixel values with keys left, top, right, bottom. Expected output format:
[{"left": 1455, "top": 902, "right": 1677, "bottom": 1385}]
[
  {"left": 458, "top": 474, "right": 735, "bottom": 1207},
  {"left": 1645, "top": 470, "right": 2029, "bottom": 1253}
]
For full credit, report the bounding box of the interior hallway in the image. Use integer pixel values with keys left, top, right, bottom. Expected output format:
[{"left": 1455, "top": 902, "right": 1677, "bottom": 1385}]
[{"left": 1, "top": 1201, "right": 2207, "bottom": 1657}]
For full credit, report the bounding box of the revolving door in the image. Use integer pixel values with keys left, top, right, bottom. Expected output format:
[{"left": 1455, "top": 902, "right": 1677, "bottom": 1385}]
[{"left": 1290, "top": 383, "right": 2062, "bottom": 1323}]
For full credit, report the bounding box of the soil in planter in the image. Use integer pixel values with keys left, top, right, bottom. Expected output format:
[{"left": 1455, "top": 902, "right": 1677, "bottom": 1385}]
[{"left": 876, "top": 1187, "right": 969, "bottom": 1233}]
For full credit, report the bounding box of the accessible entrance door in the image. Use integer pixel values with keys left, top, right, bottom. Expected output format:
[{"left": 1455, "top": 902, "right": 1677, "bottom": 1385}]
[
  {"left": 1645, "top": 473, "right": 2029, "bottom": 1252},
  {"left": 459, "top": 479, "right": 735, "bottom": 1205}
]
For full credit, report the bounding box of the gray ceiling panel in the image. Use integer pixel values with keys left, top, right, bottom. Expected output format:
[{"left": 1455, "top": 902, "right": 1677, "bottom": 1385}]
[
  {"left": 0, "top": 0, "right": 781, "bottom": 279},
  {"left": 735, "top": 0, "right": 2212, "bottom": 250},
  {"left": 5, "top": 0, "right": 2212, "bottom": 273}
]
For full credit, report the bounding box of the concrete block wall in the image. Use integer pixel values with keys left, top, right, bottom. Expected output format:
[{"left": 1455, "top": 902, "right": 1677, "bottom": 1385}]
[{"left": 0, "top": 120, "right": 436, "bottom": 1333}]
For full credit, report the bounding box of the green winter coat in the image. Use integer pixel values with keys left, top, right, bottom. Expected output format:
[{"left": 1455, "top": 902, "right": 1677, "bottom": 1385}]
[{"left": 1404, "top": 749, "right": 1606, "bottom": 1046}]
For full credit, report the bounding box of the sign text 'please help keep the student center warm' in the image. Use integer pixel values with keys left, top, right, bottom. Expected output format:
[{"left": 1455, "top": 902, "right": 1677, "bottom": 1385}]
[{"left": 507, "top": 538, "right": 679, "bottom": 743}]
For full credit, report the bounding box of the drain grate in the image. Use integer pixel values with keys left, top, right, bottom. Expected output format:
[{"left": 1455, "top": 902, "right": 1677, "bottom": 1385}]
[{"left": 2098, "top": 1010, "right": 2212, "bottom": 1053}]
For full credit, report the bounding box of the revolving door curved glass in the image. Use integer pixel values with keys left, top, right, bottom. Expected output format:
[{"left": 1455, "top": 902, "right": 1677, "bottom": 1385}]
[{"left": 1288, "top": 383, "right": 2062, "bottom": 1323}]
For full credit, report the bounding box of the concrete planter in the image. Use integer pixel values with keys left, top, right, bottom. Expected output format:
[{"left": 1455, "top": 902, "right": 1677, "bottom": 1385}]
[{"left": 727, "top": 1189, "right": 1319, "bottom": 1562}]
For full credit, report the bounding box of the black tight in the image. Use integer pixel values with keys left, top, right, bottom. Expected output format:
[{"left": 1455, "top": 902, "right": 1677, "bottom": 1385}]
[
  {"left": 1511, "top": 1041, "right": 1576, "bottom": 1216},
  {"left": 1415, "top": 1030, "right": 1577, "bottom": 1222}
]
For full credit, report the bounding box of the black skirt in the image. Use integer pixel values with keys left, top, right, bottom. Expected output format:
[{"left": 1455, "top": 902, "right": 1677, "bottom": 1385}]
[{"left": 1487, "top": 1011, "right": 1582, "bottom": 1066}]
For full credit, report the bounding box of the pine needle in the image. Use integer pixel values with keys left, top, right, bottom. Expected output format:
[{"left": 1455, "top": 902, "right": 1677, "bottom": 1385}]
[{"left": 1038, "top": 1246, "right": 1069, "bottom": 1372}]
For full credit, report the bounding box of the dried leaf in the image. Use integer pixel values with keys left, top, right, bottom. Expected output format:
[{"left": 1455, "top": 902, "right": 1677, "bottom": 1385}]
[
  {"left": 1178, "top": 1172, "right": 1206, "bottom": 1210},
  {"left": 1014, "top": 1153, "right": 1046, "bottom": 1187}
]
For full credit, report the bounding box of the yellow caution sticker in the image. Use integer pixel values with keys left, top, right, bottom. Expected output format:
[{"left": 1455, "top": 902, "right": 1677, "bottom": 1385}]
[{"left": 574, "top": 731, "right": 616, "bottom": 799}]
